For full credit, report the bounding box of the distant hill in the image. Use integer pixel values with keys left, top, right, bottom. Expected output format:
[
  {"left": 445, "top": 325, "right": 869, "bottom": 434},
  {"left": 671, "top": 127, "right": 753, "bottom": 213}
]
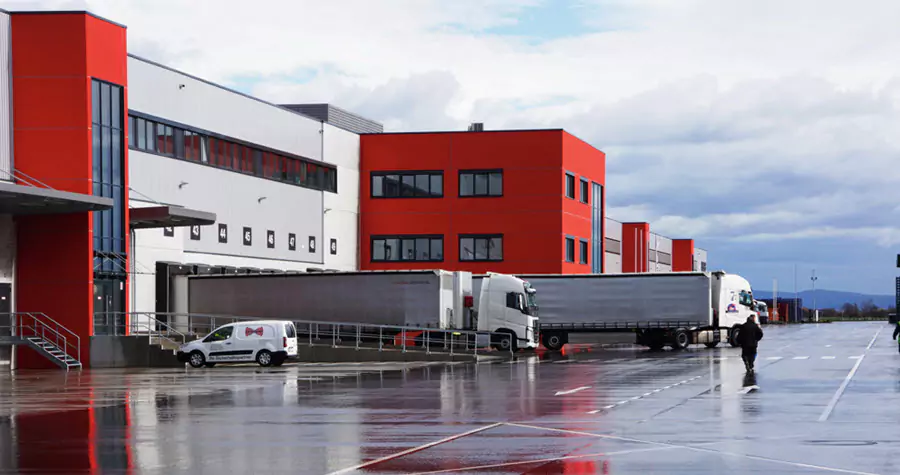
[{"left": 753, "top": 289, "right": 894, "bottom": 310}]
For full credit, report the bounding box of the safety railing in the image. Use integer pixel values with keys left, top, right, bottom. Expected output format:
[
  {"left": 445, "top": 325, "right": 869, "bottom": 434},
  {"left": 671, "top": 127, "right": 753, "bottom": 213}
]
[
  {"left": 98, "top": 312, "right": 515, "bottom": 357},
  {"left": 94, "top": 312, "right": 189, "bottom": 350},
  {"left": 0, "top": 312, "right": 81, "bottom": 364}
]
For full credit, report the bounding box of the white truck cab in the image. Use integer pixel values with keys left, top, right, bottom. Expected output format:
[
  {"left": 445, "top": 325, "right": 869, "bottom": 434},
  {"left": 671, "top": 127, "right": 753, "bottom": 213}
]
[
  {"left": 712, "top": 272, "right": 759, "bottom": 346},
  {"left": 475, "top": 273, "right": 539, "bottom": 351},
  {"left": 177, "top": 320, "right": 299, "bottom": 368}
]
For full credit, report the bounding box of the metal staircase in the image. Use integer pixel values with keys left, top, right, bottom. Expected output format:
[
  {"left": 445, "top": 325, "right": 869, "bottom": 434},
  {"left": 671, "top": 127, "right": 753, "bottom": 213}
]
[{"left": 0, "top": 312, "right": 82, "bottom": 370}]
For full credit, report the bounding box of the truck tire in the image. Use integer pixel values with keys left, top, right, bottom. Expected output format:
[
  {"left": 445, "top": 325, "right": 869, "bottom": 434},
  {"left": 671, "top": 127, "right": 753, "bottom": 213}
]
[
  {"left": 493, "top": 330, "right": 518, "bottom": 352},
  {"left": 542, "top": 332, "right": 567, "bottom": 351},
  {"left": 729, "top": 326, "right": 741, "bottom": 347},
  {"left": 672, "top": 329, "right": 690, "bottom": 350}
]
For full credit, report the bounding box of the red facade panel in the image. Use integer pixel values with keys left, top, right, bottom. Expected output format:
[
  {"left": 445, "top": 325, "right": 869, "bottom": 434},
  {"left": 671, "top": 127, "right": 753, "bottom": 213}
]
[
  {"left": 621, "top": 222, "right": 650, "bottom": 273},
  {"left": 11, "top": 12, "right": 128, "bottom": 368},
  {"left": 361, "top": 130, "right": 605, "bottom": 275},
  {"left": 672, "top": 239, "right": 695, "bottom": 272}
]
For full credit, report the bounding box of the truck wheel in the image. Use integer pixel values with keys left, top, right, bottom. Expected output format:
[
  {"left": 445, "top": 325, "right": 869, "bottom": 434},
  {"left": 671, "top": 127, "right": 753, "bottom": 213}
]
[
  {"left": 704, "top": 341, "right": 719, "bottom": 348},
  {"left": 543, "top": 332, "right": 566, "bottom": 351},
  {"left": 256, "top": 350, "right": 273, "bottom": 367},
  {"left": 673, "top": 329, "right": 690, "bottom": 350},
  {"left": 729, "top": 326, "right": 741, "bottom": 347},
  {"left": 188, "top": 351, "right": 206, "bottom": 368},
  {"left": 493, "top": 330, "right": 518, "bottom": 352}
]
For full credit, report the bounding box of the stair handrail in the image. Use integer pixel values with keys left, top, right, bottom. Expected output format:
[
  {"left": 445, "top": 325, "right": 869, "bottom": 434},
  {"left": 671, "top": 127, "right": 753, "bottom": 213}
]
[
  {"left": 19, "top": 312, "right": 81, "bottom": 364},
  {"left": 127, "top": 315, "right": 187, "bottom": 349}
]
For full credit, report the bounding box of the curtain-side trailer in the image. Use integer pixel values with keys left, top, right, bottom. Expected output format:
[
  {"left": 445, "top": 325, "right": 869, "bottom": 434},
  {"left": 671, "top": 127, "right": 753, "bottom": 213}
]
[
  {"left": 474, "top": 271, "right": 758, "bottom": 351},
  {"left": 185, "top": 270, "right": 540, "bottom": 351}
]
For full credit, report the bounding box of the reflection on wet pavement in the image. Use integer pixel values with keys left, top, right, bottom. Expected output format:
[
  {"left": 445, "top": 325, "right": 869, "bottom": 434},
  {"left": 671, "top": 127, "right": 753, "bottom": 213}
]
[{"left": 0, "top": 323, "right": 897, "bottom": 474}]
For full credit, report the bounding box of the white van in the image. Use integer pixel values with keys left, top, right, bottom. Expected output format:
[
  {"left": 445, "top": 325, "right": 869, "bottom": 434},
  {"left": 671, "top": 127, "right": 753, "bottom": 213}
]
[{"left": 177, "top": 320, "right": 299, "bottom": 368}]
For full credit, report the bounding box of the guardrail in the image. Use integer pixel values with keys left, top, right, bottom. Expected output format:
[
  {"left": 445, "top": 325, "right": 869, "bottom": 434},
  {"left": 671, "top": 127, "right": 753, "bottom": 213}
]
[
  {"left": 0, "top": 312, "right": 81, "bottom": 363},
  {"left": 95, "top": 313, "right": 189, "bottom": 350},
  {"left": 100, "top": 312, "right": 514, "bottom": 357}
]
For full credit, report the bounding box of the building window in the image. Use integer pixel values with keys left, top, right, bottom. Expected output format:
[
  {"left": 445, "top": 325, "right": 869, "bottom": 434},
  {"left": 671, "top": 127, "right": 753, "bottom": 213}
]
[
  {"left": 371, "top": 235, "right": 443, "bottom": 262},
  {"left": 459, "top": 235, "right": 503, "bottom": 261},
  {"left": 371, "top": 171, "right": 442, "bottom": 198},
  {"left": 459, "top": 170, "right": 502, "bottom": 197},
  {"left": 127, "top": 113, "right": 337, "bottom": 193},
  {"left": 565, "top": 173, "right": 575, "bottom": 199},
  {"left": 580, "top": 178, "right": 589, "bottom": 204},
  {"left": 565, "top": 237, "right": 575, "bottom": 263},
  {"left": 579, "top": 239, "right": 589, "bottom": 265}
]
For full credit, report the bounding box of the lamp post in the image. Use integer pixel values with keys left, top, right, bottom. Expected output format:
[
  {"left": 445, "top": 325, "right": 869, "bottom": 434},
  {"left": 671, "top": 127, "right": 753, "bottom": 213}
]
[{"left": 811, "top": 269, "right": 818, "bottom": 323}]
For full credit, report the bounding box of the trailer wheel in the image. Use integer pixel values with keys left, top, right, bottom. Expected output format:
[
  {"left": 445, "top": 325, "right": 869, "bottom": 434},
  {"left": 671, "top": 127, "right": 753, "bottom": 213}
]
[
  {"left": 542, "top": 332, "right": 567, "bottom": 351},
  {"left": 673, "top": 329, "right": 690, "bottom": 350},
  {"left": 729, "top": 326, "right": 742, "bottom": 347}
]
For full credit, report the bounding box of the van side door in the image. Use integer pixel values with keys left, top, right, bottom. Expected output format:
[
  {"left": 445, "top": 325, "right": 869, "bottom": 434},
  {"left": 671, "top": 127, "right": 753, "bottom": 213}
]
[{"left": 203, "top": 325, "right": 235, "bottom": 361}]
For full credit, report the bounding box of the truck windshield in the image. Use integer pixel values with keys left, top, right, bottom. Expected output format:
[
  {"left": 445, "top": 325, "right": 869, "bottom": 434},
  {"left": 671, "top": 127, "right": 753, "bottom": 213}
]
[{"left": 524, "top": 282, "right": 538, "bottom": 315}]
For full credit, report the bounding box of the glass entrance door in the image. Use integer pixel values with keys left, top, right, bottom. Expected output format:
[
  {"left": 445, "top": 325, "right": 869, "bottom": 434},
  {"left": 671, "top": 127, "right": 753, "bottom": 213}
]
[{"left": 93, "top": 279, "right": 125, "bottom": 335}]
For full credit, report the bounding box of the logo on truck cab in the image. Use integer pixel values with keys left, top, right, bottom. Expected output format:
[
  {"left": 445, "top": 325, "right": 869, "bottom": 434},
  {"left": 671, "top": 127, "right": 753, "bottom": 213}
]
[{"left": 726, "top": 303, "right": 738, "bottom": 313}]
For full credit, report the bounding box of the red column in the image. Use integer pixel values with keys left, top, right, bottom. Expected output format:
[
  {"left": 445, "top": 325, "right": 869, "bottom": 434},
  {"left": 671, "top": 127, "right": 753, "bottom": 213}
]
[
  {"left": 11, "top": 12, "right": 128, "bottom": 368},
  {"left": 621, "top": 222, "right": 649, "bottom": 273},
  {"left": 672, "top": 239, "right": 695, "bottom": 272}
]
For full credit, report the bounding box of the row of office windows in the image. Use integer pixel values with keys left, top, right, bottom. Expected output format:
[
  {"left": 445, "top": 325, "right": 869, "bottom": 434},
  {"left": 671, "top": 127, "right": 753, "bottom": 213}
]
[
  {"left": 371, "top": 234, "right": 503, "bottom": 262},
  {"left": 128, "top": 114, "right": 338, "bottom": 193},
  {"left": 565, "top": 236, "right": 590, "bottom": 265},
  {"left": 565, "top": 172, "right": 591, "bottom": 204},
  {"left": 370, "top": 170, "right": 503, "bottom": 198}
]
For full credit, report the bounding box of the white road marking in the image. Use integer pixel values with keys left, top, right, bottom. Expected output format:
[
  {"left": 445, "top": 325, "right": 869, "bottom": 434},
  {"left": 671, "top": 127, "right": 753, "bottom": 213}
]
[
  {"left": 819, "top": 355, "right": 866, "bottom": 422},
  {"left": 504, "top": 423, "right": 880, "bottom": 475},
  {"left": 822, "top": 356, "right": 835, "bottom": 360},
  {"left": 866, "top": 327, "right": 883, "bottom": 350},
  {"left": 738, "top": 385, "right": 760, "bottom": 394},
  {"left": 793, "top": 356, "right": 809, "bottom": 360},
  {"left": 766, "top": 356, "right": 783, "bottom": 360},
  {"left": 554, "top": 386, "right": 591, "bottom": 396},
  {"left": 825, "top": 345, "right": 832, "bottom": 348},
  {"left": 848, "top": 355, "right": 862, "bottom": 359},
  {"left": 652, "top": 389, "right": 662, "bottom": 393},
  {"left": 643, "top": 392, "right": 653, "bottom": 396},
  {"left": 630, "top": 396, "right": 642, "bottom": 401},
  {"left": 327, "top": 422, "right": 503, "bottom": 475},
  {"left": 617, "top": 400, "right": 629, "bottom": 405}
]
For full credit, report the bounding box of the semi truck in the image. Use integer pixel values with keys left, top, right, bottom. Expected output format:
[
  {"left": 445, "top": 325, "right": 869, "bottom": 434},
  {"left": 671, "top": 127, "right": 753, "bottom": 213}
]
[
  {"left": 184, "top": 270, "right": 540, "bottom": 351},
  {"left": 473, "top": 271, "right": 757, "bottom": 351}
]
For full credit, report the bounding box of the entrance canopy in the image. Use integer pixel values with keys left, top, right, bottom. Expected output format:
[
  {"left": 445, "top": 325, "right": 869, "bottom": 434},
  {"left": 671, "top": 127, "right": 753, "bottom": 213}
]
[
  {"left": 0, "top": 181, "right": 113, "bottom": 215},
  {"left": 129, "top": 205, "right": 216, "bottom": 229}
]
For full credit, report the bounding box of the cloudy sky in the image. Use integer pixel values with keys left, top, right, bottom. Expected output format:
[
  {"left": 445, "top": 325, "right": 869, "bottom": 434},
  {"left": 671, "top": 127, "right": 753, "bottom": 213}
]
[{"left": 13, "top": 0, "right": 900, "bottom": 295}]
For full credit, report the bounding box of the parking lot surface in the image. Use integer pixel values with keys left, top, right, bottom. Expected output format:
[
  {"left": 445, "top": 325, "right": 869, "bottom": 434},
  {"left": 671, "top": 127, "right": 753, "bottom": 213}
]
[{"left": 0, "top": 322, "right": 897, "bottom": 474}]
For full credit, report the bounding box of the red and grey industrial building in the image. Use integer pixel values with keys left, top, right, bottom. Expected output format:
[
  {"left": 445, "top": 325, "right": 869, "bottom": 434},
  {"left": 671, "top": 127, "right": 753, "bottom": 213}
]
[{"left": 0, "top": 9, "right": 707, "bottom": 371}]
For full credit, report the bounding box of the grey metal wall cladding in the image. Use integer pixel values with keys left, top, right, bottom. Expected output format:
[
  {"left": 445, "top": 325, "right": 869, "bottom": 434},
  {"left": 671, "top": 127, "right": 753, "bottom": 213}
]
[
  {"left": 521, "top": 274, "right": 712, "bottom": 325},
  {"left": 282, "top": 104, "right": 383, "bottom": 134},
  {"left": 0, "top": 13, "right": 11, "bottom": 180},
  {"left": 188, "top": 273, "right": 442, "bottom": 328},
  {"left": 657, "top": 252, "right": 672, "bottom": 266},
  {"left": 605, "top": 238, "right": 621, "bottom": 255}
]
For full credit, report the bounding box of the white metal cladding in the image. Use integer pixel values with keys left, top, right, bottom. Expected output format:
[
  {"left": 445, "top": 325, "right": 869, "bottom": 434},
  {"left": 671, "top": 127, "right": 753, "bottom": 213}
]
[
  {"left": 130, "top": 149, "right": 324, "bottom": 262},
  {"left": 604, "top": 217, "right": 622, "bottom": 241},
  {"left": 605, "top": 251, "right": 622, "bottom": 273},
  {"left": 127, "top": 55, "right": 325, "bottom": 162},
  {"left": 322, "top": 125, "right": 360, "bottom": 270},
  {"left": 0, "top": 12, "right": 11, "bottom": 181}
]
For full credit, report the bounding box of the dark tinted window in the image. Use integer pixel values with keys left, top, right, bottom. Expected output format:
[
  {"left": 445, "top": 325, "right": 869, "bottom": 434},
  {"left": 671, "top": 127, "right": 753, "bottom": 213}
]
[
  {"left": 565, "top": 237, "right": 575, "bottom": 262},
  {"left": 371, "top": 171, "right": 443, "bottom": 198},
  {"left": 460, "top": 170, "right": 502, "bottom": 197},
  {"left": 371, "top": 235, "right": 443, "bottom": 262},
  {"left": 460, "top": 235, "right": 503, "bottom": 261},
  {"left": 565, "top": 173, "right": 575, "bottom": 199}
]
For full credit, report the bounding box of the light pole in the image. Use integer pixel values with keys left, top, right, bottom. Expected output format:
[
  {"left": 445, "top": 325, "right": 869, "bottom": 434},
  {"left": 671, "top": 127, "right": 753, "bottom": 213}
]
[{"left": 811, "top": 269, "right": 818, "bottom": 323}]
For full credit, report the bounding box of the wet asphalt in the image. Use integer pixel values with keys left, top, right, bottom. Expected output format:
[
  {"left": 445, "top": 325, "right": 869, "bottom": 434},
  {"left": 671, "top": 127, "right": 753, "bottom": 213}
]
[{"left": 0, "top": 322, "right": 898, "bottom": 474}]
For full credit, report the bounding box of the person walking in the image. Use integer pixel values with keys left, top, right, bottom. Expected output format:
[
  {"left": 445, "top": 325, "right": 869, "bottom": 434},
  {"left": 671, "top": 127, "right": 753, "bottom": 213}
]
[
  {"left": 893, "top": 321, "right": 900, "bottom": 354},
  {"left": 738, "top": 316, "right": 764, "bottom": 373}
]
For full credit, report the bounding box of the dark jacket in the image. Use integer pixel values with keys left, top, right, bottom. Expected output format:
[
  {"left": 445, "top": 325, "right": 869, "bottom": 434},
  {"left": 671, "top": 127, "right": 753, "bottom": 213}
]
[
  {"left": 893, "top": 323, "right": 899, "bottom": 341},
  {"left": 738, "top": 321, "right": 764, "bottom": 349}
]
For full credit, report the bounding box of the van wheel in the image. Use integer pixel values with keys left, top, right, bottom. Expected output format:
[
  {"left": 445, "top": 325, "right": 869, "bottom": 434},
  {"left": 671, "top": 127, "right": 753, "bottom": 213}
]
[
  {"left": 256, "top": 350, "right": 273, "bottom": 367},
  {"left": 188, "top": 351, "right": 206, "bottom": 368}
]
